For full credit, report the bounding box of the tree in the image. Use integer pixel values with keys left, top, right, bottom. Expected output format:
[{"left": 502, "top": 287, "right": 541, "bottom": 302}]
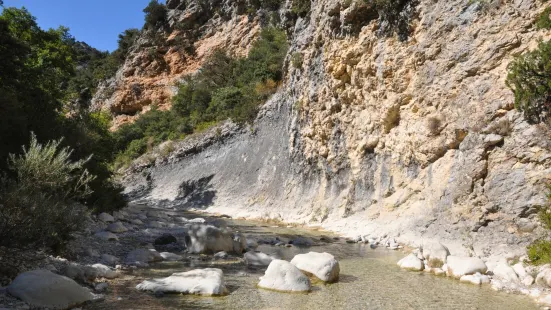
[{"left": 143, "top": 0, "right": 168, "bottom": 29}]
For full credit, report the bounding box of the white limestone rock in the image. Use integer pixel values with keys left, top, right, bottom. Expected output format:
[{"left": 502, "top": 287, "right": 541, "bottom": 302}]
[
  {"left": 397, "top": 253, "right": 424, "bottom": 271},
  {"left": 7, "top": 270, "right": 93, "bottom": 309},
  {"left": 446, "top": 256, "right": 488, "bottom": 279},
  {"left": 258, "top": 260, "right": 311, "bottom": 292},
  {"left": 460, "top": 273, "right": 490, "bottom": 285},
  {"left": 91, "top": 263, "right": 118, "bottom": 279},
  {"left": 290, "top": 252, "right": 340, "bottom": 283},
  {"left": 186, "top": 224, "right": 234, "bottom": 254},
  {"left": 244, "top": 251, "right": 275, "bottom": 267},
  {"left": 421, "top": 241, "right": 450, "bottom": 268},
  {"left": 136, "top": 268, "right": 228, "bottom": 296},
  {"left": 492, "top": 262, "right": 519, "bottom": 283}
]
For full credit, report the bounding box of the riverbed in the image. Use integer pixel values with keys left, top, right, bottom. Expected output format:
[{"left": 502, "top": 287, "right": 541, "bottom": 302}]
[{"left": 85, "top": 206, "right": 538, "bottom": 310}]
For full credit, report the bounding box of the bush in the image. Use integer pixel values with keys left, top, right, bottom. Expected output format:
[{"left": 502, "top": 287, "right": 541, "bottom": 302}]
[
  {"left": 291, "top": 0, "right": 311, "bottom": 17},
  {"left": 506, "top": 40, "right": 551, "bottom": 124},
  {"left": 291, "top": 52, "right": 303, "bottom": 69},
  {"left": 528, "top": 239, "right": 551, "bottom": 265},
  {"left": 0, "top": 134, "right": 93, "bottom": 251},
  {"left": 143, "top": 0, "right": 168, "bottom": 30},
  {"left": 537, "top": 6, "right": 551, "bottom": 30}
]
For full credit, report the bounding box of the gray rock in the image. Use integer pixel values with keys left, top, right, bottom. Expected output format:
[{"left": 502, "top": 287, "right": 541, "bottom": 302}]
[
  {"left": 125, "top": 249, "right": 164, "bottom": 265},
  {"left": 7, "top": 270, "right": 93, "bottom": 309},
  {"left": 94, "top": 231, "right": 118, "bottom": 241},
  {"left": 258, "top": 260, "right": 311, "bottom": 292},
  {"left": 214, "top": 251, "right": 229, "bottom": 259},
  {"left": 244, "top": 251, "right": 274, "bottom": 267},
  {"left": 101, "top": 254, "right": 120, "bottom": 265},
  {"left": 106, "top": 222, "right": 128, "bottom": 233},
  {"left": 136, "top": 268, "right": 228, "bottom": 296},
  {"left": 94, "top": 282, "right": 109, "bottom": 292},
  {"left": 98, "top": 212, "right": 114, "bottom": 223},
  {"left": 159, "top": 252, "right": 183, "bottom": 261},
  {"left": 460, "top": 273, "right": 490, "bottom": 285}
]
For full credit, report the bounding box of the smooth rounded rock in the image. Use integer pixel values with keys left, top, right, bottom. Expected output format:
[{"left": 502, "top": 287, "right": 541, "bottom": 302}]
[
  {"left": 186, "top": 224, "right": 234, "bottom": 254},
  {"left": 493, "top": 262, "right": 519, "bottom": 283},
  {"left": 446, "top": 256, "right": 487, "bottom": 279},
  {"left": 460, "top": 273, "right": 490, "bottom": 285},
  {"left": 98, "top": 212, "right": 114, "bottom": 223},
  {"left": 160, "top": 252, "right": 183, "bottom": 261},
  {"left": 136, "top": 268, "right": 228, "bottom": 296},
  {"left": 7, "top": 270, "right": 93, "bottom": 309},
  {"left": 91, "top": 263, "right": 118, "bottom": 279},
  {"left": 258, "top": 260, "right": 311, "bottom": 292},
  {"left": 421, "top": 241, "right": 450, "bottom": 268},
  {"left": 244, "top": 251, "right": 274, "bottom": 267},
  {"left": 290, "top": 252, "right": 340, "bottom": 283},
  {"left": 101, "top": 254, "right": 120, "bottom": 265},
  {"left": 106, "top": 222, "right": 128, "bottom": 233},
  {"left": 397, "top": 253, "right": 424, "bottom": 271},
  {"left": 94, "top": 231, "right": 118, "bottom": 241}
]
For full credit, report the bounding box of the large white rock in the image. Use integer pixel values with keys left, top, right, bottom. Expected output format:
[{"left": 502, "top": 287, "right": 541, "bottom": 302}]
[
  {"left": 258, "top": 260, "right": 311, "bottom": 292},
  {"left": 125, "top": 249, "right": 164, "bottom": 265},
  {"left": 244, "top": 251, "right": 275, "bottom": 267},
  {"left": 512, "top": 263, "right": 527, "bottom": 279},
  {"left": 7, "top": 270, "right": 93, "bottom": 309},
  {"left": 446, "top": 256, "right": 488, "bottom": 279},
  {"left": 421, "top": 241, "right": 450, "bottom": 268},
  {"left": 290, "top": 252, "right": 340, "bottom": 283},
  {"left": 94, "top": 231, "right": 118, "bottom": 241},
  {"left": 106, "top": 222, "right": 128, "bottom": 233},
  {"left": 90, "top": 263, "right": 118, "bottom": 279},
  {"left": 397, "top": 253, "right": 424, "bottom": 271},
  {"left": 460, "top": 273, "right": 490, "bottom": 285},
  {"left": 186, "top": 224, "right": 234, "bottom": 254},
  {"left": 536, "top": 268, "right": 551, "bottom": 287},
  {"left": 493, "top": 262, "right": 519, "bottom": 283},
  {"left": 98, "top": 212, "right": 114, "bottom": 222},
  {"left": 136, "top": 268, "right": 228, "bottom": 296}
]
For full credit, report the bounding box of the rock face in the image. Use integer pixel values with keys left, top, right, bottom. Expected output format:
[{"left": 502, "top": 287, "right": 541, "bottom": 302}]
[
  {"left": 290, "top": 252, "right": 340, "bottom": 283},
  {"left": 397, "top": 254, "right": 424, "bottom": 271},
  {"left": 258, "top": 260, "right": 311, "bottom": 292},
  {"left": 244, "top": 251, "right": 275, "bottom": 267},
  {"left": 446, "top": 256, "right": 488, "bottom": 279},
  {"left": 120, "top": 0, "right": 551, "bottom": 259},
  {"left": 7, "top": 270, "right": 93, "bottom": 309},
  {"left": 136, "top": 268, "right": 228, "bottom": 296},
  {"left": 186, "top": 224, "right": 234, "bottom": 254}
]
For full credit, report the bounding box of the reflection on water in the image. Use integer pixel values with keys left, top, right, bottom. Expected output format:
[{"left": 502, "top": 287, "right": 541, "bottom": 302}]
[{"left": 87, "top": 213, "right": 538, "bottom": 310}]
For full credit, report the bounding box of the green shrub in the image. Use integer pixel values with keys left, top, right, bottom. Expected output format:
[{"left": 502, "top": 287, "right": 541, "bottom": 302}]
[
  {"left": 528, "top": 239, "right": 551, "bottom": 265},
  {"left": 291, "top": 0, "right": 311, "bottom": 17},
  {"left": 506, "top": 40, "right": 551, "bottom": 124},
  {"left": 537, "top": 6, "right": 551, "bottom": 29},
  {"left": 143, "top": 0, "right": 168, "bottom": 30},
  {"left": 291, "top": 52, "right": 303, "bottom": 69},
  {"left": 0, "top": 134, "right": 93, "bottom": 251}
]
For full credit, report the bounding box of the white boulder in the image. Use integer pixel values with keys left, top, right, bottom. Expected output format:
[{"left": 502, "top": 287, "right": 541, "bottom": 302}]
[
  {"left": 98, "top": 212, "right": 114, "bottom": 223},
  {"left": 460, "top": 273, "right": 490, "bottom": 285},
  {"left": 7, "top": 270, "right": 93, "bottom": 309},
  {"left": 290, "top": 252, "right": 340, "bottom": 283},
  {"left": 513, "top": 263, "right": 527, "bottom": 279},
  {"left": 125, "top": 249, "right": 163, "bottom": 265},
  {"left": 421, "top": 241, "right": 450, "bottom": 268},
  {"left": 523, "top": 275, "right": 535, "bottom": 286},
  {"left": 536, "top": 268, "right": 551, "bottom": 287},
  {"left": 446, "top": 256, "right": 488, "bottom": 279},
  {"left": 258, "top": 260, "right": 311, "bottom": 292},
  {"left": 397, "top": 254, "right": 424, "bottom": 271},
  {"left": 106, "top": 222, "right": 128, "bottom": 233},
  {"left": 94, "top": 231, "right": 118, "bottom": 241},
  {"left": 244, "top": 251, "right": 275, "bottom": 267},
  {"left": 136, "top": 268, "right": 228, "bottom": 296},
  {"left": 186, "top": 224, "right": 234, "bottom": 254},
  {"left": 91, "top": 263, "right": 118, "bottom": 279},
  {"left": 160, "top": 252, "right": 183, "bottom": 261},
  {"left": 492, "top": 262, "right": 519, "bottom": 283}
]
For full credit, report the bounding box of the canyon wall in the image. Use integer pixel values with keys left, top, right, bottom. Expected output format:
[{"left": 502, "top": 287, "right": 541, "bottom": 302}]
[{"left": 112, "top": 0, "right": 551, "bottom": 259}]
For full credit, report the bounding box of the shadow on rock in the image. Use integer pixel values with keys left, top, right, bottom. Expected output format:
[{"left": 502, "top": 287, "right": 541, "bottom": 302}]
[{"left": 176, "top": 174, "right": 216, "bottom": 209}]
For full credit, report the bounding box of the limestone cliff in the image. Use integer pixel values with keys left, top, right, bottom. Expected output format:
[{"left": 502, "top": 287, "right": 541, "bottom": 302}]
[{"left": 115, "top": 0, "right": 551, "bottom": 260}]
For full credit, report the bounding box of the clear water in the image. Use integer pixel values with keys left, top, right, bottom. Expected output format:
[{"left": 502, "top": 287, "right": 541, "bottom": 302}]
[{"left": 86, "top": 211, "right": 538, "bottom": 310}]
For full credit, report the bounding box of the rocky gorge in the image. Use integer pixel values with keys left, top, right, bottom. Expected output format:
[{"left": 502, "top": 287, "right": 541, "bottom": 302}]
[{"left": 3, "top": 0, "right": 551, "bottom": 308}]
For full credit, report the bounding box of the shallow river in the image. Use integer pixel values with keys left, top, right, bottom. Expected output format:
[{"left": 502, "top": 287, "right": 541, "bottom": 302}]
[{"left": 87, "top": 210, "right": 538, "bottom": 310}]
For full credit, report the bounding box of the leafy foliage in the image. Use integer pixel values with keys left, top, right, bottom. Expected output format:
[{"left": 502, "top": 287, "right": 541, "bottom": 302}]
[
  {"left": 537, "top": 6, "right": 551, "bottom": 30},
  {"left": 291, "top": 52, "right": 303, "bottom": 69},
  {"left": 291, "top": 0, "right": 311, "bottom": 17},
  {"left": 113, "top": 27, "right": 288, "bottom": 166},
  {"left": 0, "top": 135, "right": 92, "bottom": 251},
  {"left": 144, "top": 0, "right": 168, "bottom": 30},
  {"left": 527, "top": 188, "right": 551, "bottom": 265},
  {"left": 506, "top": 40, "right": 551, "bottom": 124}
]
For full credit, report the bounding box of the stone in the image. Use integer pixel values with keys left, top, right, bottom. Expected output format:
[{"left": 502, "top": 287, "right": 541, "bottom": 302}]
[
  {"left": 397, "top": 253, "right": 424, "bottom": 271},
  {"left": 98, "top": 212, "right": 114, "bottom": 223},
  {"left": 540, "top": 294, "right": 551, "bottom": 306},
  {"left": 232, "top": 232, "right": 247, "bottom": 255},
  {"left": 421, "top": 241, "right": 450, "bottom": 268},
  {"left": 214, "top": 251, "right": 228, "bottom": 259},
  {"left": 148, "top": 221, "right": 164, "bottom": 228},
  {"left": 125, "top": 249, "right": 164, "bottom": 265},
  {"left": 289, "top": 237, "right": 313, "bottom": 247},
  {"left": 493, "top": 262, "right": 519, "bottom": 283},
  {"left": 523, "top": 275, "right": 535, "bottom": 286},
  {"left": 246, "top": 239, "right": 259, "bottom": 250},
  {"left": 101, "top": 254, "right": 120, "bottom": 265},
  {"left": 136, "top": 268, "right": 228, "bottom": 296},
  {"left": 189, "top": 218, "right": 206, "bottom": 223},
  {"left": 62, "top": 264, "right": 98, "bottom": 283},
  {"left": 536, "top": 268, "right": 551, "bottom": 287},
  {"left": 517, "top": 218, "right": 537, "bottom": 233},
  {"left": 91, "top": 264, "right": 118, "bottom": 279},
  {"left": 258, "top": 260, "right": 311, "bottom": 292},
  {"left": 94, "top": 231, "right": 118, "bottom": 241},
  {"left": 154, "top": 234, "right": 178, "bottom": 246},
  {"left": 107, "top": 222, "right": 128, "bottom": 233},
  {"left": 244, "top": 251, "right": 274, "bottom": 267},
  {"left": 446, "top": 256, "right": 488, "bottom": 279},
  {"left": 513, "top": 263, "right": 527, "bottom": 278},
  {"left": 7, "top": 270, "right": 93, "bottom": 309},
  {"left": 85, "top": 248, "right": 100, "bottom": 257},
  {"left": 131, "top": 219, "right": 144, "bottom": 225},
  {"left": 160, "top": 252, "right": 183, "bottom": 261},
  {"left": 290, "top": 252, "right": 340, "bottom": 283},
  {"left": 460, "top": 273, "right": 490, "bottom": 285},
  {"left": 94, "top": 282, "right": 109, "bottom": 292},
  {"left": 186, "top": 224, "right": 234, "bottom": 254}
]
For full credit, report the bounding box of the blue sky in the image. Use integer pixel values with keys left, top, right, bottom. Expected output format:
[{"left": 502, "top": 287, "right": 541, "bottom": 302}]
[{"left": 2, "top": 0, "right": 165, "bottom": 52}]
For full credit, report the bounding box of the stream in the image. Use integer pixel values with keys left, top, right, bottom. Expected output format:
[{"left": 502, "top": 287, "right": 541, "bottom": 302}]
[{"left": 85, "top": 205, "right": 538, "bottom": 310}]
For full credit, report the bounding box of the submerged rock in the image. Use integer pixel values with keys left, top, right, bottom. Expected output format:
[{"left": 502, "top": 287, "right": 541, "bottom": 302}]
[
  {"left": 446, "top": 256, "right": 487, "bottom": 279},
  {"left": 397, "top": 254, "right": 424, "bottom": 271},
  {"left": 290, "top": 252, "right": 340, "bottom": 283},
  {"left": 125, "top": 249, "right": 164, "bottom": 265},
  {"left": 136, "top": 268, "right": 228, "bottom": 296},
  {"left": 244, "top": 251, "right": 274, "bottom": 267},
  {"left": 7, "top": 270, "right": 93, "bottom": 309},
  {"left": 258, "top": 260, "right": 311, "bottom": 292}
]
